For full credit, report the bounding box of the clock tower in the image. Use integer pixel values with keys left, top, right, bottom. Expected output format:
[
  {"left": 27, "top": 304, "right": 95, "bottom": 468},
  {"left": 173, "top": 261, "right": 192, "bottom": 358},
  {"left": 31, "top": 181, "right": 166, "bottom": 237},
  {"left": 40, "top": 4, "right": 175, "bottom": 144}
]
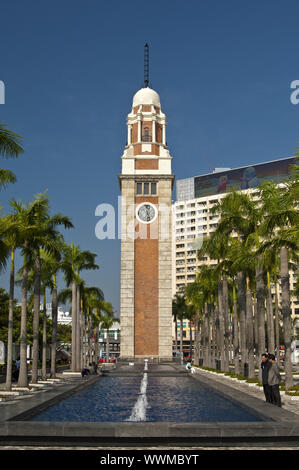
[{"left": 118, "top": 83, "right": 174, "bottom": 362}]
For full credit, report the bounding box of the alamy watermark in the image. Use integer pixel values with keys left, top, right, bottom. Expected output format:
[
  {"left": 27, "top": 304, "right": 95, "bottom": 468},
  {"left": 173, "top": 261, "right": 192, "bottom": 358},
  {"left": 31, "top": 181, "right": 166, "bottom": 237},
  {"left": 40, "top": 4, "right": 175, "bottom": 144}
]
[
  {"left": 95, "top": 196, "right": 174, "bottom": 241},
  {"left": 290, "top": 80, "right": 299, "bottom": 104},
  {"left": 0, "top": 81, "right": 5, "bottom": 104},
  {"left": 95, "top": 195, "right": 204, "bottom": 249}
]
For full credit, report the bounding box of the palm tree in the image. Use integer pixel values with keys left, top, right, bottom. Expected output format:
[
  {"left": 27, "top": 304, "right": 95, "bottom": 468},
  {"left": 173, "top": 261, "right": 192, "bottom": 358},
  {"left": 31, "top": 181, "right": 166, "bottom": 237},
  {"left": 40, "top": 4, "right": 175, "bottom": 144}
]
[
  {"left": 258, "top": 178, "right": 299, "bottom": 389},
  {"left": 41, "top": 281, "right": 47, "bottom": 380},
  {"left": 231, "top": 282, "right": 240, "bottom": 374},
  {"left": 197, "top": 231, "right": 233, "bottom": 371},
  {"left": 10, "top": 195, "right": 72, "bottom": 386},
  {"left": 40, "top": 245, "right": 65, "bottom": 378},
  {"left": 92, "top": 300, "right": 114, "bottom": 364},
  {"left": 61, "top": 243, "right": 99, "bottom": 371},
  {"left": 262, "top": 249, "right": 281, "bottom": 357},
  {"left": 28, "top": 247, "right": 69, "bottom": 381},
  {"left": 0, "top": 215, "right": 14, "bottom": 389},
  {"left": 99, "top": 304, "right": 117, "bottom": 363},
  {"left": 28, "top": 194, "right": 73, "bottom": 384},
  {"left": 185, "top": 264, "right": 218, "bottom": 367},
  {"left": 172, "top": 293, "right": 190, "bottom": 363},
  {"left": 80, "top": 284, "right": 104, "bottom": 366},
  {"left": 171, "top": 298, "right": 179, "bottom": 357},
  {"left": 210, "top": 191, "right": 262, "bottom": 374},
  {"left": 0, "top": 122, "right": 24, "bottom": 189},
  {"left": 182, "top": 299, "right": 197, "bottom": 363},
  {"left": 231, "top": 239, "right": 257, "bottom": 378},
  {"left": 7, "top": 198, "right": 38, "bottom": 388}
]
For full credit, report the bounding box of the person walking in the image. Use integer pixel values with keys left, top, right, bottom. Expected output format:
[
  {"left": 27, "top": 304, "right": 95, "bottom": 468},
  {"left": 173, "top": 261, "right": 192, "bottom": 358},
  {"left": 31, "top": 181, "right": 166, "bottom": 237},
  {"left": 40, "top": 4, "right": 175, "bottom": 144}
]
[
  {"left": 268, "top": 353, "right": 282, "bottom": 407},
  {"left": 261, "top": 353, "right": 272, "bottom": 403}
]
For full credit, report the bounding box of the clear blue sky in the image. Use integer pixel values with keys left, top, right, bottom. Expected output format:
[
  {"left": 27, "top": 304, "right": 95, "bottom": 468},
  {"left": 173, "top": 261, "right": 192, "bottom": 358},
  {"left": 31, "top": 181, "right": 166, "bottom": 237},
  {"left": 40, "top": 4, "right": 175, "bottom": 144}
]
[{"left": 1, "top": 0, "right": 299, "bottom": 314}]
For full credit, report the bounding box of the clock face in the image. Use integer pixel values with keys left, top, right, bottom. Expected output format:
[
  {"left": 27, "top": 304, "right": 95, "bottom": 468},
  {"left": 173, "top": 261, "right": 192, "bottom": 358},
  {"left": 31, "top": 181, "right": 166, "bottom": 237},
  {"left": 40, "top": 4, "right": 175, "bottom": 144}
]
[{"left": 136, "top": 203, "right": 157, "bottom": 224}]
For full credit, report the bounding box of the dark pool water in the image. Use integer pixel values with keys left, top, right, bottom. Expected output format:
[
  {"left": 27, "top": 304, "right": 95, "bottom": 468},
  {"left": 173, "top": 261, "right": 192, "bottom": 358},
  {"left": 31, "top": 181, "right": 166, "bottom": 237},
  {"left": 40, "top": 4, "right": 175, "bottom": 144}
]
[{"left": 31, "top": 375, "right": 262, "bottom": 422}]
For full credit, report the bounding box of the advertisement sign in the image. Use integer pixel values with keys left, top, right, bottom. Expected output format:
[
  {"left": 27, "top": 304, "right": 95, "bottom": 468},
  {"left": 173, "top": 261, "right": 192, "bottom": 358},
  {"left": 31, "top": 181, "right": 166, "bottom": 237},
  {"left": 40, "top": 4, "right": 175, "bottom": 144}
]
[{"left": 194, "top": 157, "right": 297, "bottom": 199}]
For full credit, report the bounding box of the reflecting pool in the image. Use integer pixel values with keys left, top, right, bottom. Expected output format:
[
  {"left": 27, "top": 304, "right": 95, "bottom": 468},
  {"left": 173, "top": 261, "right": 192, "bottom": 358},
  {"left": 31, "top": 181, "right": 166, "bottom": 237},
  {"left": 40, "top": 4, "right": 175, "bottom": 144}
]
[{"left": 32, "top": 374, "right": 262, "bottom": 423}]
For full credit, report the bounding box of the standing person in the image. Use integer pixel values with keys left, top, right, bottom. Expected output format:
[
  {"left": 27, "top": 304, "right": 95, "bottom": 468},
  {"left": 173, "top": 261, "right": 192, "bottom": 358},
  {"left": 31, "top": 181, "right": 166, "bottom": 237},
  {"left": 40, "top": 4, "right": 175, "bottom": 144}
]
[
  {"left": 268, "top": 353, "right": 282, "bottom": 407},
  {"left": 15, "top": 356, "right": 20, "bottom": 381},
  {"left": 261, "top": 353, "right": 272, "bottom": 403}
]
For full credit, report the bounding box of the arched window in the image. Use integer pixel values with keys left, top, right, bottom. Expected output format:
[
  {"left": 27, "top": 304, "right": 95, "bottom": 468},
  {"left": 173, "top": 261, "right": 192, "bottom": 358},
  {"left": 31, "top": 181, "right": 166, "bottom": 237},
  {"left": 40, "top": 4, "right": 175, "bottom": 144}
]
[{"left": 142, "top": 127, "right": 151, "bottom": 142}]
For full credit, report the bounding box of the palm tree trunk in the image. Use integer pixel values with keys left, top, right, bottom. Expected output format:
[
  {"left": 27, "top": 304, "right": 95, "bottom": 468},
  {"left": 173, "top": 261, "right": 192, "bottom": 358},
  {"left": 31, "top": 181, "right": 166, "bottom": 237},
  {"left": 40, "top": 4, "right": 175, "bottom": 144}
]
[
  {"left": 266, "top": 271, "right": 275, "bottom": 355},
  {"left": 232, "top": 290, "right": 240, "bottom": 375},
  {"left": 200, "top": 316, "right": 206, "bottom": 366},
  {"left": 42, "top": 290, "right": 47, "bottom": 380},
  {"left": 218, "top": 279, "right": 225, "bottom": 371},
  {"left": 203, "top": 306, "right": 209, "bottom": 367},
  {"left": 215, "top": 304, "right": 220, "bottom": 368},
  {"left": 211, "top": 303, "right": 216, "bottom": 369},
  {"left": 275, "top": 282, "right": 281, "bottom": 368},
  {"left": 173, "top": 314, "right": 178, "bottom": 356},
  {"left": 230, "top": 315, "right": 233, "bottom": 364},
  {"left": 189, "top": 320, "right": 193, "bottom": 362},
  {"left": 89, "top": 319, "right": 93, "bottom": 366},
  {"left": 280, "top": 246, "right": 293, "bottom": 389},
  {"left": 18, "top": 262, "right": 28, "bottom": 387},
  {"left": 194, "top": 314, "right": 200, "bottom": 366},
  {"left": 180, "top": 318, "right": 183, "bottom": 364},
  {"left": 80, "top": 299, "right": 84, "bottom": 370},
  {"left": 95, "top": 324, "right": 99, "bottom": 364},
  {"left": 50, "top": 274, "right": 58, "bottom": 378},
  {"left": 246, "top": 277, "right": 255, "bottom": 378},
  {"left": 237, "top": 272, "right": 246, "bottom": 375},
  {"left": 106, "top": 328, "right": 110, "bottom": 362},
  {"left": 76, "top": 285, "right": 81, "bottom": 371},
  {"left": 175, "top": 317, "right": 179, "bottom": 355},
  {"left": 222, "top": 276, "right": 229, "bottom": 372},
  {"left": 86, "top": 314, "right": 89, "bottom": 367},
  {"left": 253, "top": 294, "right": 258, "bottom": 369},
  {"left": 256, "top": 263, "right": 266, "bottom": 382},
  {"left": 89, "top": 316, "right": 93, "bottom": 366},
  {"left": 81, "top": 311, "right": 86, "bottom": 367},
  {"left": 32, "top": 251, "right": 41, "bottom": 384},
  {"left": 71, "top": 279, "right": 77, "bottom": 371},
  {"left": 87, "top": 313, "right": 92, "bottom": 367},
  {"left": 5, "top": 247, "right": 15, "bottom": 391},
  {"left": 208, "top": 304, "right": 213, "bottom": 368}
]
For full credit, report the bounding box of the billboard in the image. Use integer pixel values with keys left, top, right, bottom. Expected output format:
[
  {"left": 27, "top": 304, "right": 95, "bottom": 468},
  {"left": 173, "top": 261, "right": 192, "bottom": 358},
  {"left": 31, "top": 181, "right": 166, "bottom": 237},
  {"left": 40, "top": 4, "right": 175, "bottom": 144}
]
[{"left": 194, "top": 157, "right": 298, "bottom": 199}]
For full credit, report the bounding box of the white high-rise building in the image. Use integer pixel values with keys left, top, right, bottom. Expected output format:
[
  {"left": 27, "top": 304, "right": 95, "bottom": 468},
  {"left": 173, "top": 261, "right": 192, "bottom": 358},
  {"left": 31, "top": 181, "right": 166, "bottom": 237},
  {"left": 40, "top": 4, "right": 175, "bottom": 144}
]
[{"left": 172, "top": 156, "right": 299, "bottom": 342}]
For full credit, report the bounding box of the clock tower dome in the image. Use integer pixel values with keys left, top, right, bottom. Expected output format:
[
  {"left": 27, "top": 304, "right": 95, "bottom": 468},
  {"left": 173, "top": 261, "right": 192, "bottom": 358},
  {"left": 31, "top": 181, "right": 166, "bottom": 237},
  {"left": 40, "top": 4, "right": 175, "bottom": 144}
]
[{"left": 118, "top": 79, "right": 175, "bottom": 362}]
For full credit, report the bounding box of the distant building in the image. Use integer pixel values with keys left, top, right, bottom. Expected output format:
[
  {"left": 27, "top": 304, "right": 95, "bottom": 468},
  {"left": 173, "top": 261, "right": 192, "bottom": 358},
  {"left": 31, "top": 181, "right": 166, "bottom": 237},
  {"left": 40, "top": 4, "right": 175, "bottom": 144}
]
[
  {"left": 44, "top": 303, "right": 72, "bottom": 325},
  {"left": 98, "top": 322, "right": 120, "bottom": 357}
]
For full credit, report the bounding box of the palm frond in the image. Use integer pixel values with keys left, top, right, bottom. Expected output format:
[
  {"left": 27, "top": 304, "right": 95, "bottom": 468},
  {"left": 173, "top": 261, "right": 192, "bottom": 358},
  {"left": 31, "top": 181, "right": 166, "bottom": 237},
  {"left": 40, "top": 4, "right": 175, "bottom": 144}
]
[
  {"left": 0, "top": 168, "right": 17, "bottom": 189},
  {"left": 0, "top": 122, "right": 24, "bottom": 158}
]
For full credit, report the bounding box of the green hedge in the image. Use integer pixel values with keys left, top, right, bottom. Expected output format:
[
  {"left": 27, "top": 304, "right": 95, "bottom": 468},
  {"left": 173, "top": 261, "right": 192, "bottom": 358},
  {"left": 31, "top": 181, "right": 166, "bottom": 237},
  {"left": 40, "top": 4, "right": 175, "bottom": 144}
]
[{"left": 196, "top": 365, "right": 263, "bottom": 385}]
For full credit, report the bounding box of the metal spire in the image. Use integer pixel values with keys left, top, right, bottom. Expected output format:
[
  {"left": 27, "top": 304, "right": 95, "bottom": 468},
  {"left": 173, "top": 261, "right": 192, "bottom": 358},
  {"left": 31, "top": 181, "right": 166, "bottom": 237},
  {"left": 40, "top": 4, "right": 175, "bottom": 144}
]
[{"left": 144, "top": 43, "right": 149, "bottom": 88}]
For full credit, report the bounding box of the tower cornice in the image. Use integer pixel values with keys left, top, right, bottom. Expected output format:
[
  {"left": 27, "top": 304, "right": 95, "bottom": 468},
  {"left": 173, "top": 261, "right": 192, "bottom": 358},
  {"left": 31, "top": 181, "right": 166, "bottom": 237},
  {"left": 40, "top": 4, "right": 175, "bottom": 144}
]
[{"left": 118, "top": 173, "right": 175, "bottom": 190}]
